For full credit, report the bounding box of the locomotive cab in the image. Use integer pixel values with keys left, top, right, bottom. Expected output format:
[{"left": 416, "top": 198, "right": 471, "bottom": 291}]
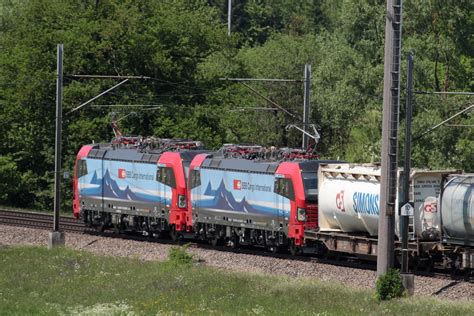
[{"left": 73, "top": 145, "right": 94, "bottom": 219}]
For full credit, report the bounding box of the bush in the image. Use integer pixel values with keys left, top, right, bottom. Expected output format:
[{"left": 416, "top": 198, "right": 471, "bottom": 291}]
[
  {"left": 168, "top": 245, "right": 193, "bottom": 266},
  {"left": 375, "top": 269, "right": 405, "bottom": 301}
]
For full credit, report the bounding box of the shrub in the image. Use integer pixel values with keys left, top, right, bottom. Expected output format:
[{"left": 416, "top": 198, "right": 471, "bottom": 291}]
[
  {"left": 375, "top": 268, "right": 405, "bottom": 301},
  {"left": 168, "top": 245, "right": 193, "bottom": 266}
]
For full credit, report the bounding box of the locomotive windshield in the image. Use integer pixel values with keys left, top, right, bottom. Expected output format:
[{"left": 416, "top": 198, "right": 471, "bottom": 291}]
[
  {"left": 302, "top": 172, "right": 317, "bottom": 201},
  {"left": 156, "top": 167, "right": 176, "bottom": 188}
]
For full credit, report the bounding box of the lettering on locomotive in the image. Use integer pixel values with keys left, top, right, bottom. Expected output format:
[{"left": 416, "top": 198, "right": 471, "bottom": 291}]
[
  {"left": 233, "top": 179, "right": 272, "bottom": 192},
  {"left": 117, "top": 168, "right": 154, "bottom": 181}
]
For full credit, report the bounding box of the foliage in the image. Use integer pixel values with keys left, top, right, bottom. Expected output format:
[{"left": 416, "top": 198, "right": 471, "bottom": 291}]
[
  {"left": 167, "top": 245, "right": 194, "bottom": 266},
  {"left": 375, "top": 269, "right": 405, "bottom": 301},
  {"left": 1, "top": 246, "right": 473, "bottom": 315},
  {"left": 0, "top": 155, "right": 20, "bottom": 204},
  {"left": 0, "top": 0, "right": 472, "bottom": 211}
]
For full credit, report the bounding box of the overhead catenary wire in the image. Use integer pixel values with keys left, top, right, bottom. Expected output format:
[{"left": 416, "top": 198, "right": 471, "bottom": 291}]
[
  {"left": 230, "top": 107, "right": 280, "bottom": 112},
  {"left": 67, "top": 74, "right": 210, "bottom": 92},
  {"left": 67, "top": 74, "right": 151, "bottom": 80},
  {"left": 66, "top": 79, "right": 129, "bottom": 114},
  {"left": 239, "top": 82, "right": 301, "bottom": 121},
  {"left": 91, "top": 104, "right": 163, "bottom": 107},
  {"left": 414, "top": 104, "right": 474, "bottom": 140},
  {"left": 220, "top": 77, "right": 303, "bottom": 83},
  {"left": 414, "top": 91, "right": 474, "bottom": 96}
]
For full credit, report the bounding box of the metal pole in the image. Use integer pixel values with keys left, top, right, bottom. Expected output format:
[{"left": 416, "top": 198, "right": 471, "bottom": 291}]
[
  {"left": 377, "top": 0, "right": 403, "bottom": 277},
  {"left": 302, "top": 64, "right": 311, "bottom": 149},
  {"left": 402, "top": 53, "right": 414, "bottom": 273},
  {"left": 227, "top": 0, "right": 232, "bottom": 36},
  {"left": 53, "top": 44, "right": 63, "bottom": 232},
  {"left": 400, "top": 52, "right": 415, "bottom": 296}
]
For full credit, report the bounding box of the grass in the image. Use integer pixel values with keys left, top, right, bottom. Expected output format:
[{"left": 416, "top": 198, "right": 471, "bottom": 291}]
[{"left": 0, "top": 246, "right": 472, "bottom": 315}]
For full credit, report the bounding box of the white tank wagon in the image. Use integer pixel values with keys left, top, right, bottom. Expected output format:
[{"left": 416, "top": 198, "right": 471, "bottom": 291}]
[
  {"left": 440, "top": 174, "right": 474, "bottom": 246},
  {"left": 317, "top": 163, "right": 453, "bottom": 240}
]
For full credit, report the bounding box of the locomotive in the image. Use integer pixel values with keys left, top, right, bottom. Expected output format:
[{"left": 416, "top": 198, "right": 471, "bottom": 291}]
[
  {"left": 73, "top": 137, "right": 206, "bottom": 239},
  {"left": 186, "top": 144, "right": 338, "bottom": 254}
]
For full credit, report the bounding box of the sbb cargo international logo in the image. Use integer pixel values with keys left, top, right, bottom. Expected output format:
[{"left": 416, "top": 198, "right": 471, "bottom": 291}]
[
  {"left": 232, "top": 179, "right": 271, "bottom": 192},
  {"left": 118, "top": 168, "right": 127, "bottom": 179},
  {"left": 117, "top": 168, "right": 155, "bottom": 181},
  {"left": 233, "top": 179, "right": 242, "bottom": 190}
]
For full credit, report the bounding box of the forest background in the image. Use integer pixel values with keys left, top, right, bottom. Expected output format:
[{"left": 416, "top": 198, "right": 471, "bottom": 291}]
[{"left": 0, "top": 0, "right": 472, "bottom": 211}]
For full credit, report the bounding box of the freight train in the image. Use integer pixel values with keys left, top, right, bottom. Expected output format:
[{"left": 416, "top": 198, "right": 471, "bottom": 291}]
[{"left": 73, "top": 140, "right": 474, "bottom": 271}]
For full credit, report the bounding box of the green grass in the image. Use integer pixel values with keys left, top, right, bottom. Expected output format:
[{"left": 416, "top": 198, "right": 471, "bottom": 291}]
[{"left": 0, "top": 246, "right": 472, "bottom": 315}]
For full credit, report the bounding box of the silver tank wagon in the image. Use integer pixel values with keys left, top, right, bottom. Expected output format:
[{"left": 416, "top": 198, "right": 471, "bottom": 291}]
[{"left": 440, "top": 174, "right": 474, "bottom": 246}]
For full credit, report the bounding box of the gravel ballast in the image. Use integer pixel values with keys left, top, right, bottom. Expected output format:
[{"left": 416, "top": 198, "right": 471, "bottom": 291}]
[{"left": 1, "top": 224, "right": 472, "bottom": 301}]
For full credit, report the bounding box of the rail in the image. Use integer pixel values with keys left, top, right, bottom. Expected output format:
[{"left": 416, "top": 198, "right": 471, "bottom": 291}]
[{"left": 0, "top": 209, "right": 85, "bottom": 233}]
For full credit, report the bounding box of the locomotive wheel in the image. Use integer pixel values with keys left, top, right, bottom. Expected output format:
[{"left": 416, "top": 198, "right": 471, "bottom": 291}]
[
  {"left": 170, "top": 227, "right": 180, "bottom": 243},
  {"left": 209, "top": 235, "right": 220, "bottom": 247},
  {"left": 95, "top": 223, "right": 105, "bottom": 233},
  {"left": 289, "top": 239, "right": 301, "bottom": 256},
  {"left": 227, "top": 236, "right": 238, "bottom": 248},
  {"left": 268, "top": 245, "right": 279, "bottom": 253},
  {"left": 113, "top": 222, "right": 125, "bottom": 234}
]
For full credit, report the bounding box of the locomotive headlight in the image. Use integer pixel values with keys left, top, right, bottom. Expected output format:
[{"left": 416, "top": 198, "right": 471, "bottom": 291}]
[
  {"left": 178, "top": 194, "right": 187, "bottom": 209},
  {"left": 297, "top": 208, "right": 306, "bottom": 222}
]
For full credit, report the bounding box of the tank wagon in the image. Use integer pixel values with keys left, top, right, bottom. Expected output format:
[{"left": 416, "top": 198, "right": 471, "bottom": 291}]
[
  {"left": 73, "top": 138, "right": 206, "bottom": 238},
  {"left": 186, "top": 144, "right": 338, "bottom": 253},
  {"left": 440, "top": 174, "right": 474, "bottom": 246},
  {"left": 437, "top": 174, "right": 474, "bottom": 269},
  {"left": 304, "top": 164, "right": 474, "bottom": 270},
  {"left": 316, "top": 163, "right": 449, "bottom": 239}
]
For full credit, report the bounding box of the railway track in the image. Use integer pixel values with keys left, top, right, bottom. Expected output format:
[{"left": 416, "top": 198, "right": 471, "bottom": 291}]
[
  {"left": 0, "top": 208, "right": 471, "bottom": 282},
  {"left": 0, "top": 208, "right": 373, "bottom": 270},
  {"left": 0, "top": 209, "right": 85, "bottom": 232}
]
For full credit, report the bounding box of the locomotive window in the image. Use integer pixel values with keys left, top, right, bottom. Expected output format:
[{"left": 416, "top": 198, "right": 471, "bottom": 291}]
[
  {"left": 156, "top": 167, "right": 176, "bottom": 188},
  {"left": 274, "top": 178, "right": 295, "bottom": 200},
  {"left": 188, "top": 169, "right": 201, "bottom": 189},
  {"left": 183, "top": 161, "right": 191, "bottom": 181},
  {"left": 76, "top": 159, "right": 88, "bottom": 178},
  {"left": 302, "top": 172, "right": 318, "bottom": 197}
]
